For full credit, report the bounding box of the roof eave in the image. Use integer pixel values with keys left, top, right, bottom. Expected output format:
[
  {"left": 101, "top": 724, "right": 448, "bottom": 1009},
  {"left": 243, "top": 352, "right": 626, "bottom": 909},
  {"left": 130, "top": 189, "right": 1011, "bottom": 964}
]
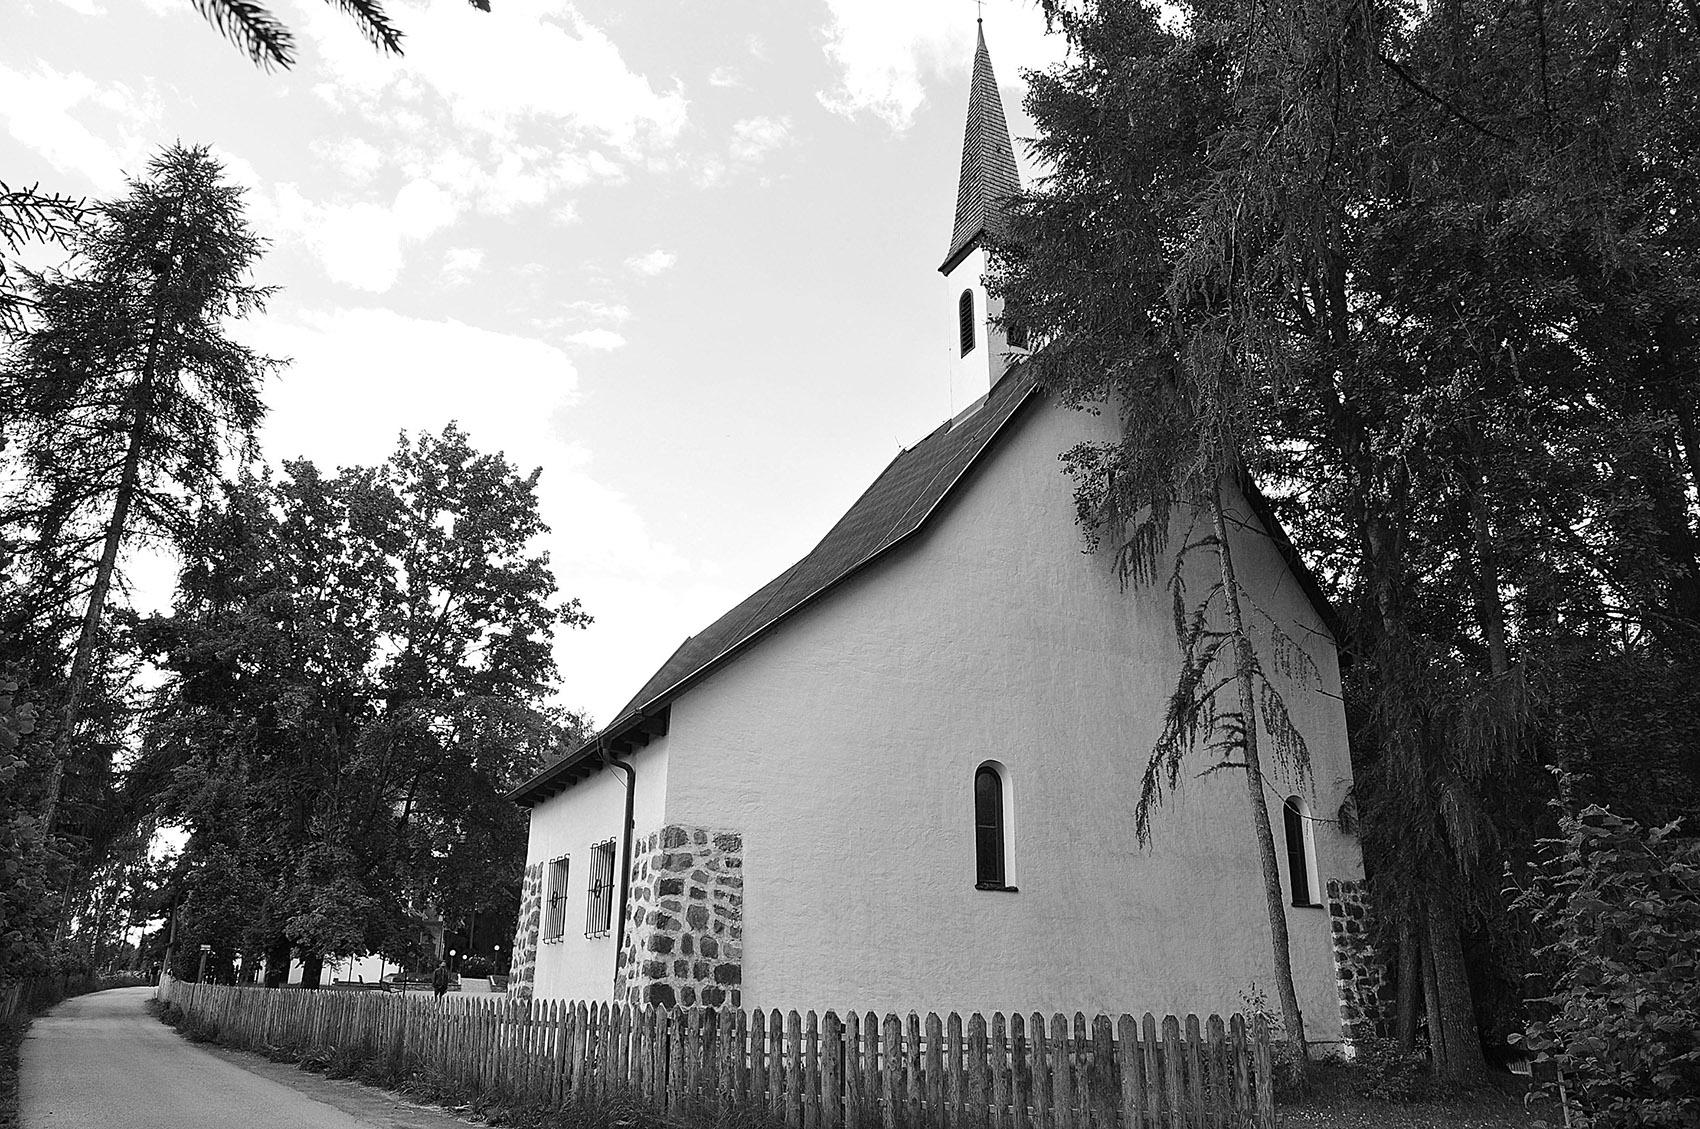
[
  {"left": 506, "top": 706, "right": 672, "bottom": 808},
  {"left": 619, "top": 377, "right": 1045, "bottom": 727},
  {"left": 939, "top": 229, "right": 984, "bottom": 275}
]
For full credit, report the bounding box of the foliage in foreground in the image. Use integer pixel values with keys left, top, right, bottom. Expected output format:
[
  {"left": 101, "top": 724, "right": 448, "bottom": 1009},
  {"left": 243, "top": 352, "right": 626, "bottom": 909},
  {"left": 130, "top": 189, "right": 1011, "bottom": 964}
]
[
  {"left": 1001, "top": 0, "right": 1700, "bottom": 1081},
  {"left": 1514, "top": 805, "right": 1700, "bottom": 1128}
]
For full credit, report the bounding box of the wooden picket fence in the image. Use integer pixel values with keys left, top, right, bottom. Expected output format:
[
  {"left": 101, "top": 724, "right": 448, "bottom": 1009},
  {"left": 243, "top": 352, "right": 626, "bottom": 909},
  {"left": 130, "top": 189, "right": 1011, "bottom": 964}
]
[{"left": 157, "top": 975, "right": 1276, "bottom": 1128}]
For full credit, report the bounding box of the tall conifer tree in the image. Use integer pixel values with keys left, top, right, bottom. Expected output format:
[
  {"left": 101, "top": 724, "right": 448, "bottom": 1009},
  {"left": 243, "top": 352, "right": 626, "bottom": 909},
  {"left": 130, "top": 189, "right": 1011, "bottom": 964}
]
[{"left": 1, "top": 143, "right": 279, "bottom": 835}]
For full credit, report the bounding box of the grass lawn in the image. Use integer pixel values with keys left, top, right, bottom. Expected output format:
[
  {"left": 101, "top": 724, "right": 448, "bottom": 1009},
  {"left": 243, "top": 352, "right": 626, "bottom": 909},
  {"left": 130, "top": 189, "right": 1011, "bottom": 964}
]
[{"left": 1279, "top": 1065, "right": 1549, "bottom": 1129}]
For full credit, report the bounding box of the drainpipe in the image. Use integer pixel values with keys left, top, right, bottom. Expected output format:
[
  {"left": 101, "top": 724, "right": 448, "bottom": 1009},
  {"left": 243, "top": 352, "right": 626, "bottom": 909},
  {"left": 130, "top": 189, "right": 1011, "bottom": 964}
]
[{"left": 598, "top": 739, "right": 638, "bottom": 991}]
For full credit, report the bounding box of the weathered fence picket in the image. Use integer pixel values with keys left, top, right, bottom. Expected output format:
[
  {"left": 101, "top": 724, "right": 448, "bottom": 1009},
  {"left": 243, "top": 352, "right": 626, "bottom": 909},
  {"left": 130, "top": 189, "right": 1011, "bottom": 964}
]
[{"left": 154, "top": 976, "right": 1277, "bottom": 1129}]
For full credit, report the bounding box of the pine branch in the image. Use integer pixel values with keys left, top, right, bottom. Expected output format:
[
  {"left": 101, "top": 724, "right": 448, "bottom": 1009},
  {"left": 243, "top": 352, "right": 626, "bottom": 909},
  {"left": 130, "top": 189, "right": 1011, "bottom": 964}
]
[
  {"left": 320, "top": 0, "right": 404, "bottom": 57},
  {"left": 189, "top": 0, "right": 298, "bottom": 70}
]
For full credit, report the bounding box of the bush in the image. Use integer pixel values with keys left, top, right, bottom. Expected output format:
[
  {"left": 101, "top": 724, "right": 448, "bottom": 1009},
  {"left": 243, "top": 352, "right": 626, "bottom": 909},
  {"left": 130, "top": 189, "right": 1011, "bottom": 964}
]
[
  {"left": 1513, "top": 804, "right": 1700, "bottom": 1128},
  {"left": 459, "top": 957, "right": 493, "bottom": 980},
  {"left": 1346, "top": 1037, "right": 1432, "bottom": 1102}
]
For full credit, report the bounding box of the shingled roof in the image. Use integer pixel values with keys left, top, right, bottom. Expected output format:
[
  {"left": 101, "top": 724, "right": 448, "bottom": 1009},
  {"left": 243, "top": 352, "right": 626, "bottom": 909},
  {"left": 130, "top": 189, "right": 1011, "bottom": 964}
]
[
  {"left": 940, "top": 23, "right": 1020, "bottom": 275},
  {"left": 508, "top": 360, "right": 1349, "bottom": 809},
  {"left": 509, "top": 370, "right": 1042, "bottom": 807}
]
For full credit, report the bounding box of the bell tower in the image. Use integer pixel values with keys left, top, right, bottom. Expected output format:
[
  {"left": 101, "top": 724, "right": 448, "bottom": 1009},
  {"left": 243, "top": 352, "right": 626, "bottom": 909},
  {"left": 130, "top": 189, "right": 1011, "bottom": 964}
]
[{"left": 940, "top": 20, "right": 1025, "bottom": 413}]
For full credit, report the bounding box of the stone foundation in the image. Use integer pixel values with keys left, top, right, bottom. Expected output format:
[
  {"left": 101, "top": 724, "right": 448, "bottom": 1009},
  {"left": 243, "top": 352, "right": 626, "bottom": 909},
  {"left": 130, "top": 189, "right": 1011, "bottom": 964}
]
[
  {"left": 617, "top": 824, "right": 744, "bottom": 1010},
  {"left": 1326, "top": 878, "right": 1391, "bottom": 1048},
  {"left": 508, "top": 862, "right": 544, "bottom": 998}
]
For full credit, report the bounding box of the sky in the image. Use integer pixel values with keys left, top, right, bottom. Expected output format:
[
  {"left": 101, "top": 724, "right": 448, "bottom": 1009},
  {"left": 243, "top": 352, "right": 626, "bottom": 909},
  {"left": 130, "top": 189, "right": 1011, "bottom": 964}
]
[{"left": 1, "top": 0, "right": 1072, "bottom": 728}]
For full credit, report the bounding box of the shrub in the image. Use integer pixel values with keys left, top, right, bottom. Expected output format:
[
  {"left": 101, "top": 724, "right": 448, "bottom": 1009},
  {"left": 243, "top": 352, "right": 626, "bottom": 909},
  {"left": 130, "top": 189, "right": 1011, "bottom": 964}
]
[
  {"left": 1346, "top": 1037, "right": 1432, "bottom": 1102},
  {"left": 460, "top": 956, "right": 494, "bottom": 980},
  {"left": 1512, "top": 804, "right": 1700, "bottom": 1128}
]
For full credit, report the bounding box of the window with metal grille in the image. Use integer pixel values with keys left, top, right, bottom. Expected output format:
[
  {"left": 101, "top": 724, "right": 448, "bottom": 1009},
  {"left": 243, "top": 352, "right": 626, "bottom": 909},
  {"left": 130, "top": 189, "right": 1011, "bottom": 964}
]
[
  {"left": 958, "top": 289, "right": 976, "bottom": 356},
  {"left": 585, "top": 838, "right": 616, "bottom": 937},
  {"left": 1283, "top": 796, "right": 1319, "bottom": 907},
  {"left": 974, "top": 764, "right": 1006, "bottom": 889},
  {"left": 543, "top": 856, "right": 569, "bottom": 941}
]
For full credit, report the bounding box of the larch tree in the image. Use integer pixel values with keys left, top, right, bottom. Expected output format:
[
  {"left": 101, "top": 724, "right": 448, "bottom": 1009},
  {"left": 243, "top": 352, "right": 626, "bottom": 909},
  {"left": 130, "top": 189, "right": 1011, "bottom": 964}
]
[
  {"left": 0, "top": 143, "right": 280, "bottom": 836},
  {"left": 1006, "top": 0, "right": 1700, "bottom": 1084},
  {"left": 991, "top": 0, "right": 1317, "bottom": 1072}
]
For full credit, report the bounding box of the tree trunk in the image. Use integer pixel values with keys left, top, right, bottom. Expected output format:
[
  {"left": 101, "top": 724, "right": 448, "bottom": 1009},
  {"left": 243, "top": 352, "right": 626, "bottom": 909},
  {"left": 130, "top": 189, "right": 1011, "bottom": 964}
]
[
  {"left": 1211, "top": 483, "right": 1310, "bottom": 1074},
  {"left": 300, "top": 951, "right": 324, "bottom": 990},
  {"left": 1394, "top": 913, "right": 1421, "bottom": 1050},
  {"left": 264, "top": 934, "right": 292, "bottom": 988},
  {"left": 1420, "top": 922, "right": 1445, "bottom": 1064},
  {"left": 41, "top": 196, "right": 184, "bottom": 837},
  {"left": 1424, "top": 893, "right": 1487, "bottom": 1081},
  {"left": 1464, "top": 443, "right": 1510, "bottom": 677},
  {"left": 40, "top": 379, "right": 152, "bottom": 836}
]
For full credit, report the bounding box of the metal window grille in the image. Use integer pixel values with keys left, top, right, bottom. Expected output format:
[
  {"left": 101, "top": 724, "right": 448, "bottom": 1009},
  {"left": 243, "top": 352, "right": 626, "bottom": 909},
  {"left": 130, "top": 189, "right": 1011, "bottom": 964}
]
[
  {"left": 585, "top": 838, "right": 616, "bottom": 937},
  {"left": 959, "top": 289, "right": 976, "bottom": 356},
  {"left": 543, "top": 857, "right": 569, "bottom": 940}
]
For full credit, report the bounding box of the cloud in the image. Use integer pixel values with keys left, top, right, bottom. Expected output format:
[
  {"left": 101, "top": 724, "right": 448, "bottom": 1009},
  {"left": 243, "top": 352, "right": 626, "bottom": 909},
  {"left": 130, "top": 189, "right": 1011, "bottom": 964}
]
[
  {"left": 728, "top": 116, "right": 791, "bottom": 163},
  {"left": 439, "top": 246, "right": 485, "bottom": 286},
  {"left": 564, "top": 329, "right": 627, "bottom": 351},
  {"left": 0, "top": 62, "right": 156, "bottom": 192},
  {"left": 253, "top": 178, "right": 461, "bottom": 293},
  {"left": 564, "top": 300, "right": 631, "bottom": 324},
  {"left": 707, "top": 66, "right": 744, "bottom": 89},
  {"left": 311, "top": 136, "right": 385, "bottom": 185},
  {"left": 815, "top": 0, "right": 1068, "bottom": 131},
  {"left": 298, "top": 1, "right": 686, "bottom": 158},
  {"left": 244, "top": 306, "right": 584, "bottom": 471},
  {"left": 624, "top": 249, "right": 676, "bottom": 276}
]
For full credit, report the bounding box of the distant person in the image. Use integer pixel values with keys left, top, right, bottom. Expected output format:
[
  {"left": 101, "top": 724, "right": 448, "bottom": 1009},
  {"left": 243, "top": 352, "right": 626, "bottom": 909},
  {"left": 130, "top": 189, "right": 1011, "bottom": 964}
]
[
  {"left": 432, "top": 962, "right": 449, "bottom": 999},
  {"left": 150, "top": 960, "right": 161, "bottom": 985}
]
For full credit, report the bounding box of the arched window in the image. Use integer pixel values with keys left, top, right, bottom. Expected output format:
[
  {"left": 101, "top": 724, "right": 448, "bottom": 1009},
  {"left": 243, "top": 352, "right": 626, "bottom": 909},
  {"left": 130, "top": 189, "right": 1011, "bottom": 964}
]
[
  {"left": 958, "top": 289, "right": 976, "bottom": 356},
  {"left": 1283, "top": 796, "right": 1320, "bottom": 907},
  {"left": 975, "top": 764, "right": 1006, "bottom": 889}
]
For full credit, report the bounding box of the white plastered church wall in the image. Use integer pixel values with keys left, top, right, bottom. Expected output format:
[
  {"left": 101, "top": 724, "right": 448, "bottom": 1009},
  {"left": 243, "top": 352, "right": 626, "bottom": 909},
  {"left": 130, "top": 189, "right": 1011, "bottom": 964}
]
[
  {"left": 655, "top": 395, "right": 1358, "bottom": 1040},
  {"left": 523, "top": 736, "right": 670, "bottom": 1003}
]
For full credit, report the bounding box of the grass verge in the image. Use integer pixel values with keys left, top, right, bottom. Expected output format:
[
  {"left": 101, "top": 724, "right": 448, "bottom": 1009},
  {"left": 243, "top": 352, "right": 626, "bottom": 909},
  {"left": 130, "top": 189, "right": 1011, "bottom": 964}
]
[{"left": 1278, "top": 1060, "right": 1546, "bottom": 1129}]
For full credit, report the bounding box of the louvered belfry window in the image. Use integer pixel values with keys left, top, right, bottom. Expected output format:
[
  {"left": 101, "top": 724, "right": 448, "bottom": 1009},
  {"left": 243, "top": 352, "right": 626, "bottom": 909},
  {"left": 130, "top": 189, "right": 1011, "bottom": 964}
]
[
  {"left": 585, "top": 838, "right": 617, "bottom": 937},
  {"left": 544, "top": 856, "right": 569, "bottom": 940},
  {"left": 974, "top": 765, "right": 1005, "bottom": 888},
  {"left": 959, "top": 289, "right": 976, "bottom": 356}
]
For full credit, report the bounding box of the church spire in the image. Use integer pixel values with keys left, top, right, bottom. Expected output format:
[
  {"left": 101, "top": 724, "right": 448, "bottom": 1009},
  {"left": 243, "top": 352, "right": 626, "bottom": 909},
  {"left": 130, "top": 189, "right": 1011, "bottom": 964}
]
[
  {"left": 940, "top": 21, "right": 1020, "bottom": 274},
  {"left": 939, "top": 22, "right": 1025, "bottom": 412}
]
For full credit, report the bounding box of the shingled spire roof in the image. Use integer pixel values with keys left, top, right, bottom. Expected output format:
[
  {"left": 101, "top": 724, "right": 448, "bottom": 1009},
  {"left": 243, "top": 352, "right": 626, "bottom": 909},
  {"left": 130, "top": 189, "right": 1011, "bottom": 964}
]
[{"left": 940, "top": 22, "right": 1021, "bottom": 274}]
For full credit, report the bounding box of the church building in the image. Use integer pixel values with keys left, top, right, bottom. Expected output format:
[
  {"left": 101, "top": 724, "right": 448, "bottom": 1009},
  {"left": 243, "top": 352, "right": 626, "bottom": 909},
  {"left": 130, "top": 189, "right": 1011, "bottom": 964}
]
[{"left": 507, "top": 25, "right": 1371, "bottom": 1051}]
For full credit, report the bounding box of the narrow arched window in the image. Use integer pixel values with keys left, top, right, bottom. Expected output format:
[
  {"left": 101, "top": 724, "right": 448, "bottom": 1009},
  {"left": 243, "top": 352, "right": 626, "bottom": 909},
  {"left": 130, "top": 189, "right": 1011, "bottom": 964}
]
[
  {"left": 958, "top": 289, "right": 976, "bottom": 356},
  {"left": 1283, "top": 796, "right": 1319, "bottom": 907},
  {"left": 975, "top": 764, "right": 1005, "bottom": 888}
]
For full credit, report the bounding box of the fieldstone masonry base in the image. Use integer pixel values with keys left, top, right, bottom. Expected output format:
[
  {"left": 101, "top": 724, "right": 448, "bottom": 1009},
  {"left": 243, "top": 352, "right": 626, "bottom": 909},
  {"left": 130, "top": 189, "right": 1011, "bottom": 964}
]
[
  {"left": 1326, "top": 878, "right": 1391, "bottom": 1048},
  {"left": 509, "top": 862, "right": 544, "bottom": 998},
  {"left": 618, "top": 824, "right": 744, "bottom": 1010}
]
